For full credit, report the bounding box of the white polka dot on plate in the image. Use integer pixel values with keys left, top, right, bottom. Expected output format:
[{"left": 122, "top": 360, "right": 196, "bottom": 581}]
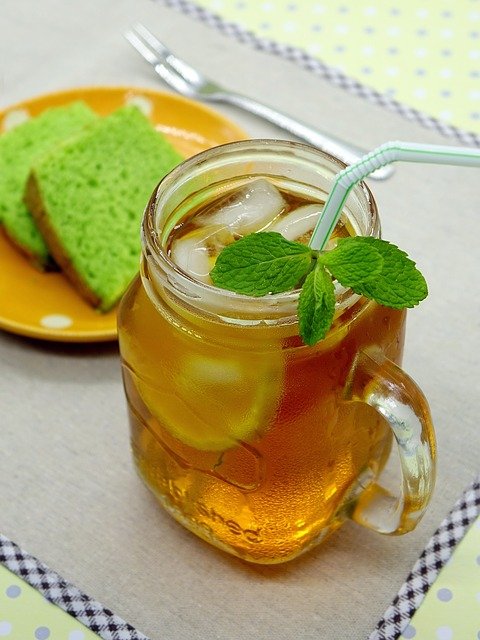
[
  {"left": 0, "top": 622, "right": 12, "bottom": 637},
  {"left": 40, "top": 314, "right": 73, "bottom": 329},
  {"left": 124, "top": 95, "right": 154, "bottom": 117},
  {"left": 2, "top": 108, "right": 30, "bottom": 131},
  {"left": 34, "top": 628, "right": 50, "bottom": 640},
  {"left": 68, "top": 631, "right": 85, "bottom": 640}
]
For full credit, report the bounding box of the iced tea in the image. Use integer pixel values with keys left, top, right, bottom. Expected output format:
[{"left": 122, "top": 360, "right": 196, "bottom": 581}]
[
  {"left": 118, "top": 140, "right": 435, "bottom": 563},
  {"left": 118, "top": 175, "right": 407, "bottom": 563}
]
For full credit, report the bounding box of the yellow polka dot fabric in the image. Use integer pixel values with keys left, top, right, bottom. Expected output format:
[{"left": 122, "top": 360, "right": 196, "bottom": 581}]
[
  {"left": 400, "top": 515, "right": 480, "bottom": 640},
  {"left": 194, "top": 0, "right": 480, "bottom": 138},
  {"left": 0, "top": 566, "right": 99, "bottom": 640}
]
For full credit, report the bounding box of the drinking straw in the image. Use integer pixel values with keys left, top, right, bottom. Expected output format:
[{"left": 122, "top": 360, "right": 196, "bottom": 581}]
[{"left": 309, "top": 141, "right": 480, "bottom": 251}]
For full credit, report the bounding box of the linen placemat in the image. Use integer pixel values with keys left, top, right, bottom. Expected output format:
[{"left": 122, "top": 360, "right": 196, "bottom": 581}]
[{"left": 1, "top": 476, "right": 479, "bottom": 639}]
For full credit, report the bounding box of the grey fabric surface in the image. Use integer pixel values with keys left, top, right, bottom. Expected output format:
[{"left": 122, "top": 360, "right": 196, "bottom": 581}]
[{"left": 0, "top": 1, "right": 478, "bottom": 639}]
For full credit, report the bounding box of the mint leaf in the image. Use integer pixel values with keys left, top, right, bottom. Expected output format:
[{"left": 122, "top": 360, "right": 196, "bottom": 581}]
[
  {"left": 320, "top": 238, "right": 383, "bottom": 288},
  {"left": 210, "top": 232, "right": 314, "bottom": 296},
  {"left": 338, "top": 237, "right": 428, "bottom": 308},
  {"left": 210, "top": 229, "right": 428, "bottom": 347},
  {"left": 298, "top": 263, "right": 336, "bottom": 346}
]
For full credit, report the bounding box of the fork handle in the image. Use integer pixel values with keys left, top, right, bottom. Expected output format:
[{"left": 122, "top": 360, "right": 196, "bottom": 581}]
[{"left": 217, "top": 92, "right": 393, "bottom": 180}]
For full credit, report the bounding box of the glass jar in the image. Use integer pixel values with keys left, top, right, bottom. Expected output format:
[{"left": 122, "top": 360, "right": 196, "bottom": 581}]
[{"left": 118, "top": 140, "right": 436, "bottom": 564}]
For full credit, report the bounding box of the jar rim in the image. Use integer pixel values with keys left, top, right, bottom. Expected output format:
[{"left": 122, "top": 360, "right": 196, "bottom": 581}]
[{"left": 142, "top": 139, "right": 380, "bottom": 319}]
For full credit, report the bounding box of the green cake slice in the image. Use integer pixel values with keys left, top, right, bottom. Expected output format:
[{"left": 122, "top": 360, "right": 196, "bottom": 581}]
[
  {"left": 26, "top": 105, "right": 183, "bottom": 311},
  {"left": 0, "top": 101, "right": 97, "bottom": 268}
]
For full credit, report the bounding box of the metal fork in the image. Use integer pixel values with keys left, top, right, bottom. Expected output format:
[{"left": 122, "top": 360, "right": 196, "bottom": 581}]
[{"left": 125, "top": 23, "right": 393, "bottom": 180}]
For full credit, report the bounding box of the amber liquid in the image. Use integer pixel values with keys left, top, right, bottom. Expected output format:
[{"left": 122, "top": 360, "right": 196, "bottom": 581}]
[{"left": 117, "top": 182, "right": 406, "bottom": 563}]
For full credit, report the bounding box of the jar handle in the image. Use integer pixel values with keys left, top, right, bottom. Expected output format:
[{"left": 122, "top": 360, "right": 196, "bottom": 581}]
[{"left": 343, "top": 347, "right": 436, "bottom": 535}]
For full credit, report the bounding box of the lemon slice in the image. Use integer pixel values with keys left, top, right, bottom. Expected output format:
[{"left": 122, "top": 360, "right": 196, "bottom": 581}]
[{"left": 136, "top": 352, "right": 283, "bottom": 451}]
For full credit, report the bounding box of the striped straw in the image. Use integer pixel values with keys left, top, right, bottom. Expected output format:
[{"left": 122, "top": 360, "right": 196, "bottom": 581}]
[{"left": 309, "top": 140, "right": 480, "bottom": 251}]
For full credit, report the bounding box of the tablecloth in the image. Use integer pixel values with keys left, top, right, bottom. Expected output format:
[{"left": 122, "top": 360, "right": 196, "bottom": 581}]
[
  {"left": 161, "top": 0, "right": 480, "bottom": 145},
  {"left": 1, "top": 0, "right": 479, "bottom": 638}
]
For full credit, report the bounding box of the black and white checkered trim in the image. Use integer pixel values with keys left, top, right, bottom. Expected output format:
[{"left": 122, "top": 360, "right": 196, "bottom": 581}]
[
  {"left": 369, "top": 474, "right": 480, "bottom": 640},
  {"left": 2, "top": 486, "right": 478, "bottom": 640},
  {"left": 0, "top": 535, "right": 150, "bottom": 640},
  {"left": 157, "top": 0, "right": 480, "bottom": 148}
]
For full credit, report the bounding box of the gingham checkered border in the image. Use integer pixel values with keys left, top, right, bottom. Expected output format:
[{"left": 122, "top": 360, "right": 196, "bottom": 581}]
[
  {"left": 0, "top": 534, "right": 150, "bottom": 640},
  {"left": 2, "top": 483, "right": 479, "bottom": 640},
  {"left": 368, "top": 474, "right": 480, "bottom": 640},
  {"left": 156, "top": 0, "right": 480, "bottom": 148}
]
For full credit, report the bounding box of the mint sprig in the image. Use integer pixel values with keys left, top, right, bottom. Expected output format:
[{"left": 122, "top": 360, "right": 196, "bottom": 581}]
[
  {"left": 209, "top": 232, "right": 313, "bottom": 296},
  {"left": 210, "top": 232, "right": 427, "bottom": 346}
]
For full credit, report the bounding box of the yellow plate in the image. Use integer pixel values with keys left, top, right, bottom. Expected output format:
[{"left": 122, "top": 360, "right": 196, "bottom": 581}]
[{"left": 0, "top": 86, "right": 247, "bottom": 342}]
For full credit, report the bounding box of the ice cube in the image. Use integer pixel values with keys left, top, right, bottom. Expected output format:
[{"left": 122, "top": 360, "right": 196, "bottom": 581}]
[
  {"left": 198, "top": 179, "right": 285, "bottom": 235},
  {"left": 171, "top": 225, "right": 235, "bottom": 283},
  {"left": 267, "top": 204, "right": 321, "bottom": 242}
]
